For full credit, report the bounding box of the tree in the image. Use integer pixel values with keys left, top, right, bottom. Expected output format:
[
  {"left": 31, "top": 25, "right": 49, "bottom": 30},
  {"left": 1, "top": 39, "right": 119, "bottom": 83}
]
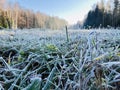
[
  {"left": 113, "top": 0, "right": 119, "bottom": 28},
  {"left": 0, "top": 0, "right": 68, "bottom": 30},
  {"left": 83, "top": 0, "right": 120, "bottom": 29},
  {"left": 84, "top": 5, "right": 104, "bottom": 28}
]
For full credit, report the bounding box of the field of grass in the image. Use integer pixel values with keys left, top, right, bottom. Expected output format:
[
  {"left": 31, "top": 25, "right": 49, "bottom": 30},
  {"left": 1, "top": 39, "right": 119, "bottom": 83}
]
[{"left": 0, "top": 29, "right": 120, "bottom": 90}]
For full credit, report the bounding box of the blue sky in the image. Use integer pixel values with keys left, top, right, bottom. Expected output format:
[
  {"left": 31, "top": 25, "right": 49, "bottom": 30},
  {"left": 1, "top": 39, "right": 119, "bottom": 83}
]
[{"left": 7, "top": 0, "right": 102, "bottom": 24}]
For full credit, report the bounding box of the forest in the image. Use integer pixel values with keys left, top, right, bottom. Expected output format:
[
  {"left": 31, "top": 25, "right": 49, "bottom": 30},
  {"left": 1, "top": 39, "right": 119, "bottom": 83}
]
[
  {"left": 84, "top": 0, "right": 120, "bottom": 29},
  {"left": 1, "top": 0, "right": 120, "bottom": 30},
  {"left": 0, "top": 0, "right": 67, "bottom": 30}
]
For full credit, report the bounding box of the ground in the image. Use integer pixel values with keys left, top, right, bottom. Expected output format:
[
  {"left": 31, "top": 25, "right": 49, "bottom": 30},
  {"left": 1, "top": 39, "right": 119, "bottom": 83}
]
[{"left": 0, "top": 29, "right": 120, "bottom": 90}]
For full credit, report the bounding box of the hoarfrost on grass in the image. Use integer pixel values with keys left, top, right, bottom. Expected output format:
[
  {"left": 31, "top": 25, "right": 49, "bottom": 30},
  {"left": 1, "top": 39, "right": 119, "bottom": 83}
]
[{"left": 0, "top": 29, "right": 120, "bottom": 90}]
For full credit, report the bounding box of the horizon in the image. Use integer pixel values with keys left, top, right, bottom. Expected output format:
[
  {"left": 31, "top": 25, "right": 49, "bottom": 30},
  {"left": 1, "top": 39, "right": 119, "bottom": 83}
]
[{"left": 7, "top": 0, "right": 105, "bottom": 25}]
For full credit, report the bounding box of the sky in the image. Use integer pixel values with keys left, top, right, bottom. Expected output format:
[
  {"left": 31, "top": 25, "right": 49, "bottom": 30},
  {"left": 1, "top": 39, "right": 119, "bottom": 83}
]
[{"left": 7, "top": 0, "right": 102, "bottom": 25}]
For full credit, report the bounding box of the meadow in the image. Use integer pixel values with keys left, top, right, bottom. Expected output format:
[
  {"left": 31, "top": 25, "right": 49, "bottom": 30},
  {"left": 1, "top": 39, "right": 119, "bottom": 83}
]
[{"left": 0, "top": 29, "right": 120, "bottom": 90}]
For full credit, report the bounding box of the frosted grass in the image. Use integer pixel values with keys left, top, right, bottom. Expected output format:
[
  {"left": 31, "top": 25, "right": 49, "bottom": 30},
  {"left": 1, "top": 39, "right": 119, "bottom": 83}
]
[
  {"left": 0, "top": 29, "right": 120, "bottom": 48},
  {"left": 0, "top": 29, "right": 120, "bottom": 90}
]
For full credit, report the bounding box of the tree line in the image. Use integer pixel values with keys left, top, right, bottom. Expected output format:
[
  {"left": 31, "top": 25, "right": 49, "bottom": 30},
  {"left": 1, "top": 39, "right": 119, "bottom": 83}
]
[
  {"left": 84, "top": 0, "right": 120, "bottom": 29},
  {"left": 0, "top": 0, "right": 67, "bottom": 30}
]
